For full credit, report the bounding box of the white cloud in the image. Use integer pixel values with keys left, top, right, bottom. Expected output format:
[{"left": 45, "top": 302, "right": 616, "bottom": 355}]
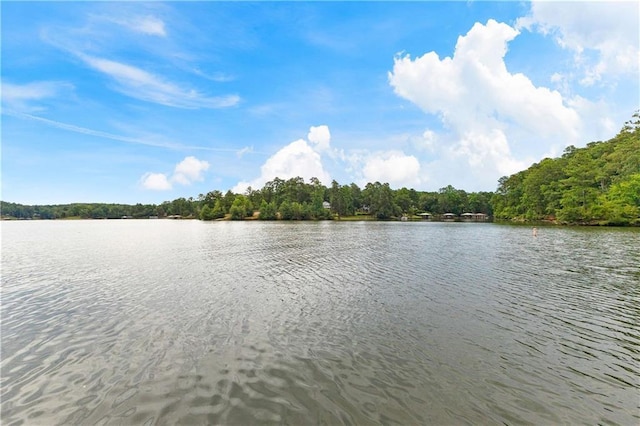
[
  {"left": 1, "top": 81, "right": 73, "bottom": 111},
  {"left": 40, "top": 9, "right": 241, "bottom": 109},
  {"left": 390, "top": 20, "right": 581, "bottom": 140},
  {"left": 307, "top": 125, "right": 331, "bottom": 152},
  {"left": 191, "top": 68, "right": 236, "bottom": 83},
  {"left": 387, "top": 19, "right": 595, "bottom": 184},
  {"left": 232, "top": 128, "right": 332, "bottom": 193},
  {"left": 517, "top": 1, "right": 639, "bottom": 85},
  {"left": 133, "top": 16, "right": 166, "bottom": 37},
  {"left": 362, "top": 151, "right": 421, "bottom": 187},
  {"left": 453, "top": 129, "right": 526, "bottom": 176},
  {"left": 172, "top": 156, "right": 210, "bottom": 185},
  {"left": 79, "top": 54, "right": 240, "bottom": 109},
  {"left": 410, "top": 129, "right": 437, "bottom": 152},
  {"left": 105, "top": 15, "right": 167, "bottom": 37},
  {"left": 236, "top": 146, "right": 254, "bottom": 158},
  {"left": 140, "top": 156, "right": 210, "bottom": 191},
  {"left": 259, "top": 140, "right": 329, "bottom": 182},
  {"left": 140, "top": 172, "right": 172, "bottom": 191}
]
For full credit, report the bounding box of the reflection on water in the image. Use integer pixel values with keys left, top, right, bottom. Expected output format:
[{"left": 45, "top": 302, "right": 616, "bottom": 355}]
[{"left": 2, "top": 221, "right": 639, "bottom": 425}]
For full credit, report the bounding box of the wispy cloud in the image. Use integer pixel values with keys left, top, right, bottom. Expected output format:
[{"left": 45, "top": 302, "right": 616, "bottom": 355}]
[
  {"left": 39, "top": 8, "right": 240, "bottom": 110},
  {"left": 87, "top": 3, "right": 169, "bottom": 37},
  {"left": 1, "top": 80, "right": 74, "bottom": 112},
  {"left": 4, "top": 111, "right": 243, "bottom": 153},
  {"left": 190, "top": 68, "right": 236, "bottom": 83},
  {"left": 119, "top": 15, "right": 167, "bottom": 37},
  {"left": 78, "top": 54, "right": 240, "bottom": 109},
  {"left": 236, "top": 146, "right": 254, "bottom": 158}
]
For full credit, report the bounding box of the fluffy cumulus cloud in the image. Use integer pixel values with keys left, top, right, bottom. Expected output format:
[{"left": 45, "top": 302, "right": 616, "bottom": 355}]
[
  {"left": 362, "top": 151, "right": 421, "bottom": 187},
  {"left": 173, "top": 156, "right": 210, "bottom": 185},
  {"left": 258, "top": 140, "right": 330, "bottom": 183},
  {"left": 233, "top": 127, "right": 332, "bottom": 193},
  {"left": 453, "top": 129, "right": 526, "bottom": 176},
  {"left": 140, "top": 172, "right": 172, "bottom": 191},
  {"left": 388, "top": 19, "right": 591, "bottom": 185},
  {"left": 517, "top": 1, "right": 639, "bottom": 85},
  {"left": 390, "top": 19, "right": 581, "bottom": 139},
  {"left": 140, "top": 156, "right": 210, "bottom": 190},
  {"left": 234, "top": 125, "right": 423, "bottom": 192}
]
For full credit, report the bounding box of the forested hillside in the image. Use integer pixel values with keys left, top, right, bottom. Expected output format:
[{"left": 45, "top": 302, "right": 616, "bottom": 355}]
[{"left": 492, "top": 112, "right": 640, "bottom": 225}]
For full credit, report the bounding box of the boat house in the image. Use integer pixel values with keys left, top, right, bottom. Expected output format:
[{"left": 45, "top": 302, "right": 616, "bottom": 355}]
[{"left": 461, "top": 212, "right": 488, "bottom": 221}]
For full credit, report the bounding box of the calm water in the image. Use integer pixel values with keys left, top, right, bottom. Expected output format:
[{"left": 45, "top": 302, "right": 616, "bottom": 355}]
[{"left": 1, "top": 220, "right": 639, "bottom": 425}]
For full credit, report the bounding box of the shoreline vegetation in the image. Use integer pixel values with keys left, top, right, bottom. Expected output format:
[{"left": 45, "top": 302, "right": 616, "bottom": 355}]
[{"left": 2, "top": 113, "right": 638, "bottom": 226}]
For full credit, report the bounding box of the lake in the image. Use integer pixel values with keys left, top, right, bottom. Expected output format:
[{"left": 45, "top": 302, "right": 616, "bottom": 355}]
[{"left": 1, "top": 220, "right": 639, "bottom": 425}]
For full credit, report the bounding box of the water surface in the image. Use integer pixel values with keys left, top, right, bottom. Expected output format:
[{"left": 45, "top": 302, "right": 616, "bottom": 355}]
[{"left": 2, "top": 220, "right": 639, "bottom": 424}]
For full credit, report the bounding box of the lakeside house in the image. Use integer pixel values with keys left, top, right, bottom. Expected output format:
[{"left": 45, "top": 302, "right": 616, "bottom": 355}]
[
  {"left": 418, "top": 212, "right": 432, "bottom": 220},
  {"left": 443, "top": 213, "right": 456, "bottom": 220}
]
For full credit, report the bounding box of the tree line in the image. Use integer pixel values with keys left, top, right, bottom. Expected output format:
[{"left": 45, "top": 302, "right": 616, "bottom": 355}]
[
  {"left": 198, "top": 178, "right": 493, "bottom": 221},
  {"left": 0, "top": 179, "right": 493, "bottom": 222},
  {"left": 491, "top": 112, "right": 640, "bottom": 225}
]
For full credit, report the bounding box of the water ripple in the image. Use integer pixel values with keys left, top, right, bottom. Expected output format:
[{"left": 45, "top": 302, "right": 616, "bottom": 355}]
[{"left": 1, "top": 221, "right": 638, "bottom": 425}]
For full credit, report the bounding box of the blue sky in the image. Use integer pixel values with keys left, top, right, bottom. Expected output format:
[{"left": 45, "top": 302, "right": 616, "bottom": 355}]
[{"left": 2, "top": 1, "right": 638, "bottom": 205}]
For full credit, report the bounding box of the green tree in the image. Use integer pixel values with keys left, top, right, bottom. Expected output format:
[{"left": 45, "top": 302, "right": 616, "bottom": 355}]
[
  {"left": 437, "top": 185, "right": 465, "bottom": 215},
  {"left": 394, "top": 187, "right": 413, "bottom": 214},
  {"left": 310, "top": 188, "right": 327, "bottom": 219},
  {"left": 340, "top": 185, "right": 355, "bottom": 216},
  {"left": 211, "top": 199, "right": 226, "bottom": 219},
  {"left": 222, "top": 190, "right": 236, "bottom": 212},
  {"left": 520, "top": 157, "right": 566, "bottom": 220},
  {"left": 245, "top": 186, "right": 263, "bottom": 209},
  {"left": 279, "top": 200, "right": 293, "bottom": 220},
  {"left": 200, "top": 204, "right": 216, "bottom": 221},
  {"left": 229, "top": 196, "right": 249, "bottom": 220},
  {"left": 258, "top": 200, "right": 277, "bottom": 220},
  {"left": 598, "top": 173, "right": 640, "bottom": 224},
  {"left": 363, "top": 182, "right": 399, "bottom": 219},
  {"left": 349, "top": 183, "right": 362, "bottom": 213},
  {"left": 329, "top": 180, "right": 346, "bottom": 218},
  {"left": 492, "top": 173, "right": 526, "bottom": 219},
  {"left": 262, "top": 178, "right": 285, "bottom": 206}
]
